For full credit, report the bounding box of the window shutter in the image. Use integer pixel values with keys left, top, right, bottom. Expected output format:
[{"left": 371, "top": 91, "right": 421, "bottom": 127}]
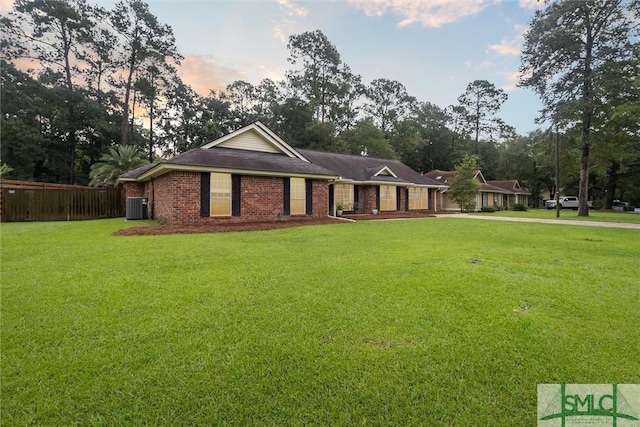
[
  {"left": 328, "top": 184, "right": 334, "bottom": 213},
  {"left": 305, "top": 179, "right": 313, "bottom": 215},
  {"left": 375, "top": 186, "right": 380, "bottom": 210},
  {"left": 200, "top": 172, "right": 210, "bottom": 217},
  {"left": 283, "top": 177, "right": 291, "bottom": 215},
  {"left": 405, "top": 188, "right": 410, "bottom": 211},
  {"left": 396, "top": 187, "right": 402, "bottom": 211},
  {"left": 232, "top": 174, "right": 241, "bottom": 216}
]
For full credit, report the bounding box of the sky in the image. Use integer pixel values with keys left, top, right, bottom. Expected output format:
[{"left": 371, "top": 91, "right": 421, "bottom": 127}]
[{"left": 2, "top": 0, "right": 546, "bottom": 135}]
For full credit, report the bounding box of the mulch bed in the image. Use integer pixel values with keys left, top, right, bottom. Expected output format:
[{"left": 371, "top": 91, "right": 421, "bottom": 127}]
[{"left": 113, "top": 212, "right": 441, "bottom": 236}]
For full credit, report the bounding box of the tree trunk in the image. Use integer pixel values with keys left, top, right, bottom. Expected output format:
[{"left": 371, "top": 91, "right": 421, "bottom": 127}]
[
  {"left": 603, "top": 161, "right": 619, "bottom": 209},
  {"left": 121, "top": 42, "right": 139, "bottom": 145},
  {"left": 148, "top": 98, "right": 154, "bottom": 162},
  {"left": 578, "top": 4, "right": 593, "bottom": 217}
]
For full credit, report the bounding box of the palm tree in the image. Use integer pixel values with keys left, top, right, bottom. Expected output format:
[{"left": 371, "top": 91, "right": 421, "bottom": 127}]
[
  {"left": 0, "top": 163, "right": 13, "bottom": 177},
  {"left": 89, "top": 145, "right": 149, "bottom": 187}
]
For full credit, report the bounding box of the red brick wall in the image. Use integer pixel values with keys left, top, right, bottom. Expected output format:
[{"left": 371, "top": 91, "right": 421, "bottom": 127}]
[
  {"left": 150, "top": 171, "right": 200, "bottom": 223},
  {"left": 240, "top": 176, "right": 327, "bottom": 220},
  {"left": 123, "top": 182, "right": 145, "bottom": 198},
  {"left": 312, "top": 179, "right": 328, "bottom": 218},
  {"left": 144, "top": 171, "right": 330, "bottom": 224},
  {"left": 359, "top": 185, "right": 378, "bottom": 213}
]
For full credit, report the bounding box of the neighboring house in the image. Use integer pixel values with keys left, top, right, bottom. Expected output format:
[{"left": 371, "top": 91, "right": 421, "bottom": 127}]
[
  {"left": 119, "top": 122, "right": 445, "bottom": 224},
  {"left": 297, "top": 149, "right": 446, "bottom": 215},
  {"left": 424, "top": 169, "right": 530, "bottom": 211}
]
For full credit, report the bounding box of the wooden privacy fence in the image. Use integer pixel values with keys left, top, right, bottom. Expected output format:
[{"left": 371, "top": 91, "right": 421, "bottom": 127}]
[{"left": 0, "top": 180, "right": 123, "bottom": 222}]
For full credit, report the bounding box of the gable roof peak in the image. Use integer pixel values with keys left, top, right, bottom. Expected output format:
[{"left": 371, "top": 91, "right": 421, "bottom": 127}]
[{"left": 201, "top": 121, "right": 309, "bottom": 162}]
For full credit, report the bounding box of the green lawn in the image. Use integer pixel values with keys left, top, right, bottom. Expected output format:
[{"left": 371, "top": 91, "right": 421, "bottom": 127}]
[
  {"left": 2, "top": 218, "right": 639, "bottom": 426},
  {"left": 478, "top": 208, "right": 640, "bottom": 224}
]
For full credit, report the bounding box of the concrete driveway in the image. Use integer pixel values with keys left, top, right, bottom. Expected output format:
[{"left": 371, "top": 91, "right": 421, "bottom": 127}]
[{"left": 435, "top": 214, "right": 640, "bottom": 230}]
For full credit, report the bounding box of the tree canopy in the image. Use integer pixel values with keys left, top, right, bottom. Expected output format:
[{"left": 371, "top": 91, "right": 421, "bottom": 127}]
[{"left": 1, "top": 0, "right": 639, "bottom": 207}]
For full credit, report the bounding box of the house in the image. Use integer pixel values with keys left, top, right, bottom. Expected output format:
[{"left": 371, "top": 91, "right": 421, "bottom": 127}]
[
  {"left": 297, "top": 149, "right": 446, "bottom": 215},
  {"left": 424, "top": 169, "right": 530, "bottom": 211},
  {"left": 119, "top": 122, "right": 445, "bottom": 224}
]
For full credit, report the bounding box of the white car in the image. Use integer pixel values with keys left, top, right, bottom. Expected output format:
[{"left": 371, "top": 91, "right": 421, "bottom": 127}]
[{"left": 546, "top": 196, "right": 592, "bottom": 209}]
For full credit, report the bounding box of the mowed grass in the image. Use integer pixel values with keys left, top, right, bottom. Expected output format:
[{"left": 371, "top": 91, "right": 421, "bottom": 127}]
[
  {"left": 2, "top": 218, "right": 639, "bottom": 426},
  {"left": 479, "top": 208, "right": 640, "bottom": 224}
]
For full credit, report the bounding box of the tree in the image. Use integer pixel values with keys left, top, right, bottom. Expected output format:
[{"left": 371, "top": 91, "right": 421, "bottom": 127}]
[
  {"left": 363, "top": 78, "right": 416, "bottom": 134},
  {"left": 286, "top": 30, "right": 341, "bottom": 123},
  {"left": 457, "top": 80, "right": 508, "bottom": 154},
  {"left": 519, "top": 0, "right": 638, "bottom": 216},
  {"left": 329, "top": 65, "right": 365, "bottom": 132},
  {"left": 135, "top": 53, "right": 176, "bottom": 161},
  {"left": 89, "top": 144, "right": 148, "bottom": 187},
  {"left": 110, "top": 0, "right": 182, "bottom": 145},
  {"left": 448, "top": 155, "right": 480, "bottom": 212},
  {"left": 225, "top": 80, "right": 257, "bottom": 126},
  {"left": 1, "top": 0, "right": 97, "bottom": 183},
  {"left": 0, "top": 164, "right": 14, "bottom": 177},
  {"left": 338, "top": 121, "right": 396, "bottom": 158}
]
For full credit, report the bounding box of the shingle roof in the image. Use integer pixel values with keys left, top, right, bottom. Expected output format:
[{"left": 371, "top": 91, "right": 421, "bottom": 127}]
[
  {"left": 166, "top": 147, "right": 337, "bottom": 176},
  {"left": 297, "top": 149, "right": 445, "bottom": 187},
  {"left": 488, "top": 180, "right": 531, "bottom": 194},
  {"left": 119, "top": 147, "right": 338, "bottom": 182},
  {"left": 423, "top": 169, "right": 456, "bottom": 184},
  {"left": 119, "top": 162, "right": 158, "bottom": 180}
]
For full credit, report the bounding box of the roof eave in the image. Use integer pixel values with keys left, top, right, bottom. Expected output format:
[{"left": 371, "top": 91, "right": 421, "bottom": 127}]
[{"left": 134, "top": 163, "right": 338, "bottom": 181}]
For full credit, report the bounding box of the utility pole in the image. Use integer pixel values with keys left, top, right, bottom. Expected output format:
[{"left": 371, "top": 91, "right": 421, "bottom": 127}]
[{"left": 555, "top": 121, "right": 560, "bottom": 218}]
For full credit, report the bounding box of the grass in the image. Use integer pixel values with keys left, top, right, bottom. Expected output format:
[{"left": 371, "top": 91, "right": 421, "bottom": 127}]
[
  {"left": 477, "top": 208, "right": 640, "bottom": 224},
  {"left": 2, "top": 218, "right": 639, "bottom": 425}
]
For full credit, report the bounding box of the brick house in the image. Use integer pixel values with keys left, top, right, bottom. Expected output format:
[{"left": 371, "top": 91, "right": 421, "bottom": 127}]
[
  {"left": 119, "top": 122, "right": 446, "bottom": 224},
  {"left": 423, "top": 169, "right": 531, "bottom": 211}
]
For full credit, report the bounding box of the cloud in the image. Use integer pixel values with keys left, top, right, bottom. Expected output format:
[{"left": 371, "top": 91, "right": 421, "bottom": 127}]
[
  {"left": 488, "top": 24, "right": 527, "bottom": 56},
  {"left": 178, "top": 54, "right": 247, "bottom": 96},
  {"left": 518, "top": 0, "right": 544, "bottom": 9},
  {"left": 276, "top": 0, "right": 308, "bottom": 17},
  {"left": 498, "top": 70, "right": 522, "bottom": 92},
  {"left": 273, "top": 25, "right": 287, "bottom": 43},
  {"left": 272, "top": 0, "right": 307, "bottom": 44},
  {"left": 346, "top": 0, "right": 500, "bottom": 28},
  {"left": 0, "top": 0, "right": 14, "bottom": 15}
]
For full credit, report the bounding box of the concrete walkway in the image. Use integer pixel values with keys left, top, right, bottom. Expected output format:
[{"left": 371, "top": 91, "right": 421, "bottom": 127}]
[{"left": 434, "top": 214, "right": 640, "bottom": 230}]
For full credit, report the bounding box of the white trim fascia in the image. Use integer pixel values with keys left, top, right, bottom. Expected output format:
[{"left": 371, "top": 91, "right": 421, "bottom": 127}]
[
  {"left": 372, "top": 165, "right": 399, "bottom": 178},
  {"left": 474, "top": 170, "right": 488, "bottom": 184}
]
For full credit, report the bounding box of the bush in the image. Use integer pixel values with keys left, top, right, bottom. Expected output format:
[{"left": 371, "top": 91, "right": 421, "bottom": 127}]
[
  {"left": 592, "top": 200, "right": 603, "bottom": 210},
  {"left": 513, "top": 204, "right": 528, "bottom": 211},
  {"left": 480, "top": 206, "right": 496, "bottom": 212}
]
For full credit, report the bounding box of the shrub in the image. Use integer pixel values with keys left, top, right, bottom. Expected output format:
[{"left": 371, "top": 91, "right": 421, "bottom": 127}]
[
  {"left": 481, "top": 206, "right": 496, "bottom": 212},
  {"left": 513, "top": 204, "right": 528, "bottom": 211}
]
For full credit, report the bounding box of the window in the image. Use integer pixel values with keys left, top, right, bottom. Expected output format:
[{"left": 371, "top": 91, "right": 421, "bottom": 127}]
[
  {"left": 210, "top": 173, "right": 231, "bottom": 216},
  {"left": 379, "top": 185, "right": 396, "bottom": 211},
  {"left": 290, "top": 177, "right": 305, "bottom": 215},
  {"left": 334, "top": 184, "right": 354, "bottom": 210},
  {"left": 482, "top": 193, "right": 489, "bottom": 207},
  {"left": 408, "top": 187, "right": 428, "bottom": 210}
]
